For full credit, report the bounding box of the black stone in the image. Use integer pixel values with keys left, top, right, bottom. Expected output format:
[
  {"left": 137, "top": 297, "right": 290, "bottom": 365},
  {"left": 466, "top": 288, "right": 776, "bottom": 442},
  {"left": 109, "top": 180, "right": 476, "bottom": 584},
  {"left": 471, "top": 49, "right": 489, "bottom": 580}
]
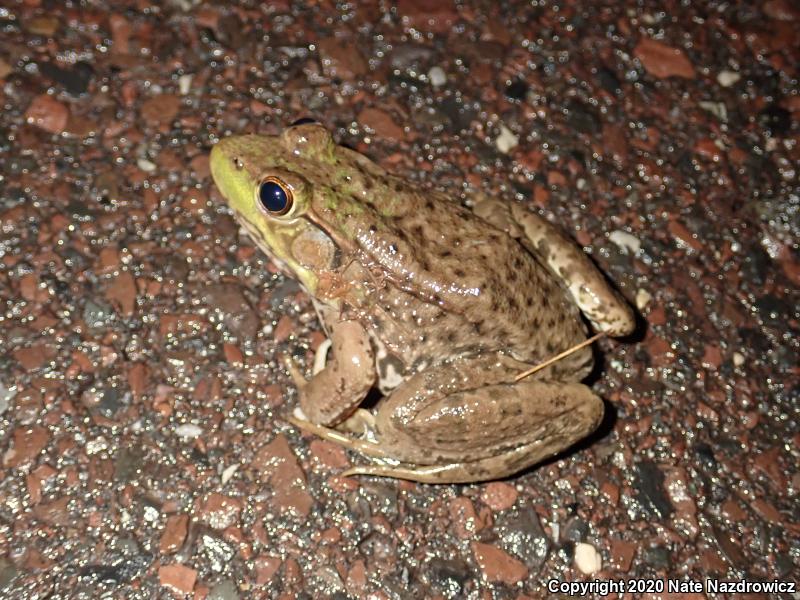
[
  {"left": 757, "top": 105, "right": 791, "bottom": 137},
  {"left": 38, "top": 60, "right": 94, "bottom": 95},
  {"left": 504, "top": 79, "right": 528, "bottom": 102},
  {"left": 634, "top": 460, "right": 673, "bottom": 519}
]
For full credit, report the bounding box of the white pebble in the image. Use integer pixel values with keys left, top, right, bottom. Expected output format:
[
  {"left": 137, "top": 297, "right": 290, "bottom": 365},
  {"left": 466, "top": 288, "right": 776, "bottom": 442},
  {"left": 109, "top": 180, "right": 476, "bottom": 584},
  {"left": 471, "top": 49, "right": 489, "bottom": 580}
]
[
  {"left": 495, "top": 124, "right": 518, "bottom": 154},
  {"left": 717, "top": 70, "right": 741, "bottom": 87},
  {"left": 635, "top": 288, "right": 652, "bottom": 310},
  {"left": 175, "top": 423, "right": 203, "bottom": 439},
  {"left": 178, "top": 74, "right": 193, "bottom": 95},
  {"left": 698, "top": 100, "right": 728, "bottom": 122},
  {"left": 732, "top": 352, "right": 745, "bottom": 367},
  {"left": 221, "top": 464, "right": 239, "bottom": 485},
  {"left": 428, "top": 66, "right": 446, "bottom": 88},
  {"left": 0, "top": 381, "right": 15, "bottom": 415},
  {"left": 574, "top": 542, "right": 602, "bottom": 574},
  {"left": 609, "top": 230, "right": 641, "bottom": 254},
  {"left": 86, "top": 436, "right": 109, "bottom": 455},
  {"left": 137, "top": 158, "right": 157, "bottom": 173}
]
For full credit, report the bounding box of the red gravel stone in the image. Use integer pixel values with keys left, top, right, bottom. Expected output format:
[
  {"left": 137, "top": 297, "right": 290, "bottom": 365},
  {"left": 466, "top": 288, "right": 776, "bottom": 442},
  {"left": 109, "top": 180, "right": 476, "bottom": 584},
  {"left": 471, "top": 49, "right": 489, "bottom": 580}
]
[
  {"left": 252, "top": 434, "right": 314, "bottom": 519},
  {"left": 140, "top": 94, "right": 181, "bottom": 125},
  {"left": 608, "top": 538, "right": 636, "bottom": 572},
  {"left": 13, "top": 344, "right": 57, "bottom": 371},
  {"left": 24, "top": 95, "right": 69, "bottom": 134},
  {"left": 471, "top": 541, "right": 528, "bottom": 585},
  {"left": 634, "top": 38, "right": 695, "bottom": 79},
  {"left": 449, "top": 496, "right": 486, "bottom": 539},
  {"left": 160, "top": 514, "right": 189, "bottom": 554},
  {"left": 3, "top": 426, "right": 49, "bottom": 468},
  {"left": 105, "top": 271, "right": 137, "bottom": 316},
  {"left": 480, "top": 482, "right": 518, "bottom": 511},
  {"left": 273, "top": 315, "right": 294, "bottom": 343},
  {"left": 358, "top": 107, "right": 406, "bottom": 141},
  {"left": 253, "top": 555, "right": 281, "bottom": 585},
  {"left": 317, "top": 37, "right": 368, "bottom": 79},
  {"left": 764, "top": 0, "right": 799, "bottom": 20},
  {"left": 159, "top": 563, "right": 197, "bottom": 594},
  {"left": 309, "top": 439, "right": 350, "bottom": 470},
  {"left": 195, "top": 492, "right": 242, "bottom": 530},
  {"left": 396, "top": 0, "right": 458, "bottom": 32},
  {"left": 346, "top": 559, "right": 368, "bottom": 596}
]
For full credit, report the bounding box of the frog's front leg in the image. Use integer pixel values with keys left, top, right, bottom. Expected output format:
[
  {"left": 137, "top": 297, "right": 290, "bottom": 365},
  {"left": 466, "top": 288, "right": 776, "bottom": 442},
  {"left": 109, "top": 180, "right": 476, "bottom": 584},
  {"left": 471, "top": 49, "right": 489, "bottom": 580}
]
[
  {"left": 346, "top": 355, "right": 603, "bottom": 483},
  {"left": 298, "top": 320, "right": 375, "bottom": 426},
  {"left": 507, "top": 204, "right": 635, "bottom": 337}
]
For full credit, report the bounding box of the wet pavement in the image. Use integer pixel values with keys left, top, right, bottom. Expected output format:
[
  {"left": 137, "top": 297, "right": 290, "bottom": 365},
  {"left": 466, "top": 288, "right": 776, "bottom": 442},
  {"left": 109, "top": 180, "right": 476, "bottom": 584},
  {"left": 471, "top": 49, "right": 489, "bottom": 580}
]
[{"left": 1, "top": 0, "right": 798, "bottom": 598}]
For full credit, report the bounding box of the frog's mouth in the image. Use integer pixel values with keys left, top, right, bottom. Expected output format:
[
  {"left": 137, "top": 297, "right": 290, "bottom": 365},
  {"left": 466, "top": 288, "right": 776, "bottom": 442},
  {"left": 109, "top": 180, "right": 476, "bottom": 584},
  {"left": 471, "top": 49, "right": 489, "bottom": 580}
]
[{"left": 232, "top": 209, "right": 293, "bottom": 274}]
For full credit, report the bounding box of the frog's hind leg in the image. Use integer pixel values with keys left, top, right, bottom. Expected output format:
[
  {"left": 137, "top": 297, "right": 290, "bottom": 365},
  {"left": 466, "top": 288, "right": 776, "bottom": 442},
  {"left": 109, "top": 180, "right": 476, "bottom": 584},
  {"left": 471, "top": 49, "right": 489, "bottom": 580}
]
[
  {"left": 361, "top": 362, "right": 604, "bottom": 483},
  {"left": 341, "top": 436, "right": 574, "bottom": 484},
  {"left": 508, "top": 204, "right": 635, "bottom": 337}
]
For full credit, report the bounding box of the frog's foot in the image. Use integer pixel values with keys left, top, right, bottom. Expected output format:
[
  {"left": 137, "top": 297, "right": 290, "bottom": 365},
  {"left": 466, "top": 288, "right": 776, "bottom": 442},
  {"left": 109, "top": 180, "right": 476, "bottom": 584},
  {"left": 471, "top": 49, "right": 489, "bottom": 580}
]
[
  {"left": 287, "top": 411, "right": 389, "bottom": 460},
  {"left": 336, "top": 408, "right": 377, "bottom": 438},
  {"left": 342, "top": 438, "right": 559, "bottom": 484}
]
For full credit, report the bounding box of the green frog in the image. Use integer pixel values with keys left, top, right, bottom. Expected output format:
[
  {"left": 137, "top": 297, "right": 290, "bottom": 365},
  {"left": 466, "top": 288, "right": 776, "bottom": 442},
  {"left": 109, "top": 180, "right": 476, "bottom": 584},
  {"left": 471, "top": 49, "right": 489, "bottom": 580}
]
[{"left": 209, "top": 121, "right": 634, "bottom": 483}]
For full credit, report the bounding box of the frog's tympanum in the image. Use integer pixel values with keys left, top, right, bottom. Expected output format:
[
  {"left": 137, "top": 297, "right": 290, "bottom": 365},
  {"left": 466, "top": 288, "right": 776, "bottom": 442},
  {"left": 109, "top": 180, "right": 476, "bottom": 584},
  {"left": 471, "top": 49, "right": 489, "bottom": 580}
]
[{"left": 210, "top": 122, "right": 635, "bottom": 483}]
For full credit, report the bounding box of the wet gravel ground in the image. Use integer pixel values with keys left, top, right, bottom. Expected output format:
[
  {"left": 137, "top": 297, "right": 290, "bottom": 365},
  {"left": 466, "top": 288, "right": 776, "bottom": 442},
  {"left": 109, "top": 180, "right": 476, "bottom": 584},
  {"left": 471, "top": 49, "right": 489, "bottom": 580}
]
[{"left": 1, "top": 0, "right": 798, "bottom": 598}]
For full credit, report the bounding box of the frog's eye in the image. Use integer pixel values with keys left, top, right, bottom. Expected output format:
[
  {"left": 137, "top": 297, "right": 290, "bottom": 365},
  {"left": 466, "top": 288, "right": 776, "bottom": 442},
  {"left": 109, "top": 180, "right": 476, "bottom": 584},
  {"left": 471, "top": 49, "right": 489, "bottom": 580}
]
[{"left": 257, "top": 177, "right": 293, "bottom": 216}]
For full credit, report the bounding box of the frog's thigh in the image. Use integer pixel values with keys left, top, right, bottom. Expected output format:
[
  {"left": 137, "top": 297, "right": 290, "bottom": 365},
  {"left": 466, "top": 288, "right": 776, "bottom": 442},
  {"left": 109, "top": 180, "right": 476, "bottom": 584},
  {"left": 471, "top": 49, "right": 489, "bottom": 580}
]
[
  {"left": 299, "top": 320, "right": 375, "bottom": 426},
  {"left": 369, "top": 378, "right": 603, "bottom": 483},
  {"left": 509, "top": 204, "right": 635, "bottom": 337}
]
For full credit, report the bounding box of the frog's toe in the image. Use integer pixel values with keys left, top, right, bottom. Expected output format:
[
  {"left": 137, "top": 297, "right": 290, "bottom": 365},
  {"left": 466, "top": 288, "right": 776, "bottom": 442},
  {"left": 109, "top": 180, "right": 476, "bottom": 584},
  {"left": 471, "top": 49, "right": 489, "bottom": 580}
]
[
  {"left": 312, "top": 338, "right": 332, "bottom": 375},
  {"left": 342, "top": 462, "right": 466, "bottom": 483},
  {"left": 335, "top": 408, "right": 377, "bottom": 438},
  {"left": 287, "top": 414, "right": 389, "bottom": 459}
]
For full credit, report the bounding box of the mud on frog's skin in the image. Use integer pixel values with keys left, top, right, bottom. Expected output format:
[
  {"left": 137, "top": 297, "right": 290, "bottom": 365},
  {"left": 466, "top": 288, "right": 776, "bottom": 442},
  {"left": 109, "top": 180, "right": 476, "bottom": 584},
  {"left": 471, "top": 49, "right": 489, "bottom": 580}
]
[{"left": 209, "top": 122, "right": 635, "bottom": 483}]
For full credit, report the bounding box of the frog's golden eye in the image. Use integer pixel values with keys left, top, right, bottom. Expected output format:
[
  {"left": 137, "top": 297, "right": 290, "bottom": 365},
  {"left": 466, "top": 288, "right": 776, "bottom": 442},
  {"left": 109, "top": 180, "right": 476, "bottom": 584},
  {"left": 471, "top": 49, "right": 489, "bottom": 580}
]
[{"left": 257, "top": 177, "right": 293, "bottom": 216}]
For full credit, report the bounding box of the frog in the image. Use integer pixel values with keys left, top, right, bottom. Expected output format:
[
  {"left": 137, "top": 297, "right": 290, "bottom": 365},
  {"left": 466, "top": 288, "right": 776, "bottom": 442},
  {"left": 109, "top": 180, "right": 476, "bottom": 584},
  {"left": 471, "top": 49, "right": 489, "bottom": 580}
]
[{"left": 209, "top": 121, "right": 635, "bottom": 483}]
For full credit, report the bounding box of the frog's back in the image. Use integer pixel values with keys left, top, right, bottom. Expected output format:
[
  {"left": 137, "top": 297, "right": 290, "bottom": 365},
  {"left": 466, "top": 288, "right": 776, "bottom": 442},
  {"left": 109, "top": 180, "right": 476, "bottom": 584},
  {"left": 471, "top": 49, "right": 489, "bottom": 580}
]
[{"left": 343, "top": 177, "right": 590, "bottom": 373}]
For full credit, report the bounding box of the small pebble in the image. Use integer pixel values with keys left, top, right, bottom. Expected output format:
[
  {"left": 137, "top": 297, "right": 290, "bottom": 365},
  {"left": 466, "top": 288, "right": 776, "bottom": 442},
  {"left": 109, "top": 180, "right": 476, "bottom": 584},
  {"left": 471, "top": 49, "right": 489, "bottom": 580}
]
[
  {"left": 179, "top": 74, "right": 193, "bottom": 95},
  {"left": 221, "top": 464, "right": 239, "bottom": 485},
  {"left": 732, "top": 352, "right": 745, "bottom": 367},
  {"left": 0, "top": 381, "right": 15, "bottom": 415},
  {"left": 574, "top": 542, "right": 602, "bottom": 574},
  {"left": 495, "top": 124, "right": 518, "bottom": 154},
  {"left": 137, "top": 158, "right": 157, "bottom": 172},
  {"left": 428, "top": 66, "right": 447, "bottom": 87},
  {"left": 636, "top": 288, "right": 652, "bottom": 310},
  {"left": 698, "top": 100, "right": 728, "bottom": 121},
  {"left": 717, "top": 70, "right": 741, "bottom": 87},
  {"left": 609, "top": 230, "right": 641, "bottom": 254},
  {"left": 175, "top": 423, "right": 203, "bottom": 439}
]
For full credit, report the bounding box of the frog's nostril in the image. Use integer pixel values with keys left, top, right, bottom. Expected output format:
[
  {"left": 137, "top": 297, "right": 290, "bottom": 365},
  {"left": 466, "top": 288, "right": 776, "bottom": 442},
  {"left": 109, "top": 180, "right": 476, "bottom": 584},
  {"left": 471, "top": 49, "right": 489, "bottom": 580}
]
[{"left": 232, "top": 157, "right": 243, "bottom": 170}]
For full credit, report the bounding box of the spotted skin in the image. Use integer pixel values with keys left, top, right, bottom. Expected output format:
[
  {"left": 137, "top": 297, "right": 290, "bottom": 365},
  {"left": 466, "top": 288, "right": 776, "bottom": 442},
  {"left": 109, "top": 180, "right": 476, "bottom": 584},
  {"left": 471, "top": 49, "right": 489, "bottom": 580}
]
[{"left": 210, "top": 123, "right": 635, "bottom": 483}]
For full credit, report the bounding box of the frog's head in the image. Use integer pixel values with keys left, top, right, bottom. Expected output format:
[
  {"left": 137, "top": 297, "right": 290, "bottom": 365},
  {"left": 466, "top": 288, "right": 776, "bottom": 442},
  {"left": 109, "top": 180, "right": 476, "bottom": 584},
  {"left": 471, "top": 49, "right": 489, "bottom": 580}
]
[{"left": 210, "top": 122, "right": 341, "bottom": 297}]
